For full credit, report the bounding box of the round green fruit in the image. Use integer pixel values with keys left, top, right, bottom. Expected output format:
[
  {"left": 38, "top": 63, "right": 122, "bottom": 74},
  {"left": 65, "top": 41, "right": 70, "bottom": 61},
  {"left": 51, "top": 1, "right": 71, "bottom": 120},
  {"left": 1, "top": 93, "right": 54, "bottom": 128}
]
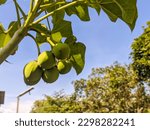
[
  {"left": 42, "top": 67, "right": 59, "bottom": 83},
  {"left": 57, "top": 61, "right": 72, "bottom": 74},
  {"left": 24, "top": 76, "right": 40, "bottom": 86},
  {"left": 52, "top": 43, "right": 70, "bottom": 59},
  {"left": 38, "top": 51, "right": 56, "bottom": 69},
  {"left": 23, "top": 61, "right": 43, "bottom": 86}
]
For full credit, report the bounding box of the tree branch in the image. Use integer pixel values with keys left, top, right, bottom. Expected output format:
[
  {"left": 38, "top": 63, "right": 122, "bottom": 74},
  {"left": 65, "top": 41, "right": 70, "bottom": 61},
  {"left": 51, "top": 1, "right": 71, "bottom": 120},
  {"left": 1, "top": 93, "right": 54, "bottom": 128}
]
[
  {"left": 0, "top": 0, "right": 43, "bottom": 64},
  {"left": 0, "top": 27, "right": 27, "bottom": 64}
]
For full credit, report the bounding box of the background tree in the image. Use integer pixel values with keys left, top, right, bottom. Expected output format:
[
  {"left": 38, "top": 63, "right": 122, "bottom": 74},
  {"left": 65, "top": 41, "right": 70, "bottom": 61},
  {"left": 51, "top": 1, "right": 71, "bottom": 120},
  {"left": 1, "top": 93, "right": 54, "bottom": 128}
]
[
  {"left": 130, "top": 21, "right": 150, "bottom": 83},
  {"left": 31, "top": 62, "right": 150, "bottom": 113},
  {"left": 0, "top": 0, "right": 137, "bottom": 85}
]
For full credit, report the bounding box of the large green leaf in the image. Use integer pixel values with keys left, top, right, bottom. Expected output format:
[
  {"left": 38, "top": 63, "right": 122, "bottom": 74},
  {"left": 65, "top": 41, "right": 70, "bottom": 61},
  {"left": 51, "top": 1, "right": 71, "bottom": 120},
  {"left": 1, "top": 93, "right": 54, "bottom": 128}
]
[
  {"left": 70, "top": 42, "right": 86, "bottom": 75},
  {"left": 0, "top": 33, "right": 11, "bottom": 48},
  {"left": 65, "top": 35, "right": 77, "bottom": 45},
  {"left": 51, "top": 32, "right": 62, "bottom": 43},
  {"left": 8, "top": 21, "right": 19, "bottom": 37},
  {"left": 100, "top": 1, "right": 121, "bottom": 22},
  {"left": 65, "top": 3, "right": 90, "bottom": 21},
  {"left": 52, "top": 19, "right": 73, "bottom": 38},
  {"left": 64, "top": 0, "right": 137, "bottom": 30},
  {"left": 100, "top": 0, "right": 137, "bottom": 30},
  {"left": 0, "top": 23, "right": 5, "bottom": 33},
  {"left": 36, "top": 32, "right": 47, "bottom": 46},
  {"left": 52, "top": 10, "right": 65, "bottom": 23},
  {"left": 86, "top": 0, "right": 102, "bottom": 15},
  {"left": 0, "top": 23, "right": 11, "bottom": 48},
  {"left": 41, "top": 0, "right": 65, "bottom": 12},
  {"left": 114, "top": 0, "right": 137, "bottom": 30},
  {"left": 31, "top": 23, "right": 50, "bottom": 35},
  {"left": 75, "top": 4, "right": 90, "bottom": 21},
  {"left": 31, "top": 24, "right": 50, "bottom": 46}
]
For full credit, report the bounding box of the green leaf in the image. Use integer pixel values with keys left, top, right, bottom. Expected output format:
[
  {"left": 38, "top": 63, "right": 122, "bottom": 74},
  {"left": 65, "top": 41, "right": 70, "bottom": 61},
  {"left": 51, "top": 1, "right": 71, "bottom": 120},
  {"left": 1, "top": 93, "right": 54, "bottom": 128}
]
[
  {"left": 65, "top": 4, "right": 76, "bottom": 16},
  {"left": 87, "top": 0, "right": 101, "bottom": 15},
  {"left": 0, "top": 23, "right": 11, "bottom": 48},
  {"left": 75, "top": 4, "right": 90, "bottom": 21},
  {"left": 51, "top": 32, "right": 62, "bottom": 43},
  {"left": 0, "top": 33, "right": 11, "bottom": 48},
  {"left": 66, "top": 3, "right": 90, "bottom": 21},
  {"left": 8, "top": 21, "right": 19, "bottom": 37},
  {"left": 100, "top": 1, "right": 120, "bottom": 22},
  {"left": 41, "top": 0, "right": 65, "bottom": 12},
  {"left": 70, "top": 42, "right": 86, "bottom": 75},
  {"left": 65, "top": 35, "right": 77, "bottom": 45},
  {"left": 36, "top": 32, "right": 47, "bottom": 46},
  {"left": 52, "top": 10, "right": 65, "bottom": 23},
  {"left": 0, "top": 23, "right": 5, "bottom": 33},
  {"left": 100, "top": 0, "right": 138, "bottom": 30},
  {"left": 114, "top": 0, "right": 137, "bottom": 24},
  {"left": 31, "top": 23, "right": 50, "bottom": 35},
  {"left": 32, "top": 24, "right": 50, "bottom": 46},
  {"left": 52, "top": 19, "right": 73, "bottom": 38}
]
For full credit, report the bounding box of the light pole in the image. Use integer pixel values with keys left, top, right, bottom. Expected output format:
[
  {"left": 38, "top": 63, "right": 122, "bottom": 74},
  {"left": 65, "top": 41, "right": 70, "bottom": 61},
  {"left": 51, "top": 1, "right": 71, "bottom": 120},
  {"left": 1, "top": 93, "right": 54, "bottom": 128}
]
[
  {"left": 0, "top": 91, "right": 5, "bottom": 112},
  {"left": 16, "top": 86, "right": 34, "bottom": 113}
]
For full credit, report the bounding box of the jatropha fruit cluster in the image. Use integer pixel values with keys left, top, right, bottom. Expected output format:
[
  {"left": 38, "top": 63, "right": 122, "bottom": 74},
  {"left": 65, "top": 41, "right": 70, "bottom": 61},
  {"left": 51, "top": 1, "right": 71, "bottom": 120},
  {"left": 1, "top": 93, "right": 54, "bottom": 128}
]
[{"left": 23, "top": 42, "right": 72, "bottom": 85}]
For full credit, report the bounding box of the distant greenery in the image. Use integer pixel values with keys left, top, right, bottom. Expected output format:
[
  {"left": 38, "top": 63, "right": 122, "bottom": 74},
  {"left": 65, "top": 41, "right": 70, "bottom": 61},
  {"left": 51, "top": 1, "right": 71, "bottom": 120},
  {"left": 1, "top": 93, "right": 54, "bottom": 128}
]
[
  {"left": 131, "top": 22, "right": 150, "bottom": 83},
  {"left": 31, "top": 63, "right": 150, "bottom": 113}
]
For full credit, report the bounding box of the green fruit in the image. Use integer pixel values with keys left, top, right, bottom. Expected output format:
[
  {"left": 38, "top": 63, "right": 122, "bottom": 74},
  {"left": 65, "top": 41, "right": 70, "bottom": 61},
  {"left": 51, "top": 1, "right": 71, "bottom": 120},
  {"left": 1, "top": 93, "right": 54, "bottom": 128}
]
[
  {"left": 52, "top": 43, "right": 70, "bottom": 59},
  {"left": 42, "top": 67, "right": 59, "bottom": 83},
  {"left": 57, "top": 61, "right": 72, "bottom": 74},
  {"left": 38, "top": 51, "right": 56, "bottom": 69},
  {"left": 23, "top": 61, "right": 43, "bottom": 86},
  {"left": 24, "top": 77, "right": 40, "bottom": 86}
]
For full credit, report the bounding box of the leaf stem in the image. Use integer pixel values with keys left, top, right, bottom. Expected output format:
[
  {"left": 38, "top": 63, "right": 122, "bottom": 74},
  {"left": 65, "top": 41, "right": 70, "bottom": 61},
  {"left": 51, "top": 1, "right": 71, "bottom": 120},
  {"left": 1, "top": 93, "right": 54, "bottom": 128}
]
[
  {"left": 45, "top": 11, "right": 51, "bottom": 31},
  {"left": 40, "top": 1, "right": 65, "bottom": 11},
  {"left": 15, "top": 2, "right": 26, "bottom": 20},
  {"left": 27, "top": 33, "right": 41, "bottom": 55},
  {"left": 29, "top": 0, "right": 34, "bottom": 12},
  {"left": 24, "top": 0, "right": 42, "bottom": 28},
  {"left": 47, "top": 37, "right": 55, "bottom": 47},
  {"left": 13, "top": 0, "right": 21, "bottom": 26}
]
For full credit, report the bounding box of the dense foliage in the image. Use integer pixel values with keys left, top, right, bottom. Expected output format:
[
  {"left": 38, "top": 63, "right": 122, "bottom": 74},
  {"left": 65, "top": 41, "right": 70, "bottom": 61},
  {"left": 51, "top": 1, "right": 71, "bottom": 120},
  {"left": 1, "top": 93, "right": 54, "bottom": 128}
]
[
  {"left": 131, "top": 22, "right": 150, "bottom": 83},
  {"left": 31, "top": 63, "right": 150, "bottom": 113}
]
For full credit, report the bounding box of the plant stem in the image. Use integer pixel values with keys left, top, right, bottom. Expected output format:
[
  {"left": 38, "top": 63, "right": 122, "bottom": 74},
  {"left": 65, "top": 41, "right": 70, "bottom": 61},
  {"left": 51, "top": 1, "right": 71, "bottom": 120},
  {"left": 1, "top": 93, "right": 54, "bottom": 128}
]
[
  {"left": 45, "top": 11, "right": 51, "bottom": 31},
  {"left": 24, "top": 0, "right": 42, "bottom": 28},
  {"left": 16, "top": 2, "right": 26, "bottom": 20},
  {"left": 40, "top": 1, "right": 65, "bottom": 11},
  {"left": 47, "top": 37, "right": 55, "bottom": 47},
  {"left": 29, "top": 0, "right": 34, "bottom": 12},
  {"left": 27, "top": 33, "right": 41, "bottom": 55},
  {"left": 13, "top": 0, "right": 21, "bottom": 26}
]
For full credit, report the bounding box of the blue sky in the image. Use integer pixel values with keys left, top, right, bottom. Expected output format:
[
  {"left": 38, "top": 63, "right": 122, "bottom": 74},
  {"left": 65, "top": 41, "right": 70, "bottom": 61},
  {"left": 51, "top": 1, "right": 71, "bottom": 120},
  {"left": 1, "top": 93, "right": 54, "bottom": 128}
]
[{"left": 0, "top": 0, "right": 150, "bottom": 112}]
